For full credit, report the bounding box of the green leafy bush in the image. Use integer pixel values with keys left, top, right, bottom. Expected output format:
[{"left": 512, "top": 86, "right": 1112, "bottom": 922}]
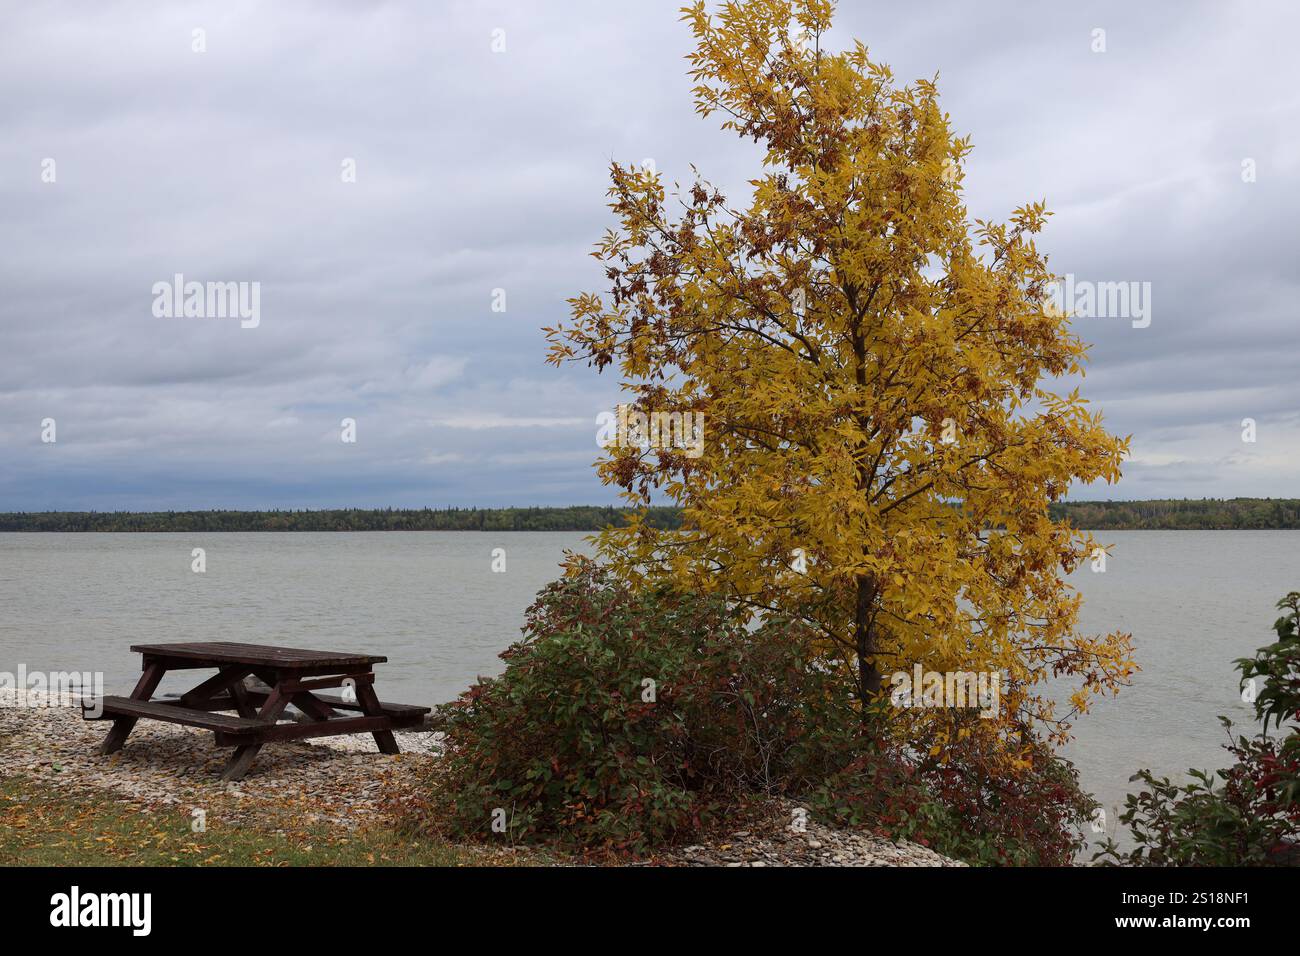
[
  {"left": 1094, "top": 593, "right": 1300, "bottom": 866},
  {"left": 423, "top": 564, "right": 850, "bottom": 854},
  {"left": 418, "top": 564, "right": 1097, "bottom": 864}
]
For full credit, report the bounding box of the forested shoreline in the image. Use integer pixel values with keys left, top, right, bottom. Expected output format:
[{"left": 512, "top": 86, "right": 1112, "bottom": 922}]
[
  {"left": 1050, "top": 497, "right": 1300, "bottom": 530},
  {"left": 0, "top": 506, "right": 684, "bottom": 532},
  {"left": 1, "top": 498, "right": 1299, "bottom": 531}
]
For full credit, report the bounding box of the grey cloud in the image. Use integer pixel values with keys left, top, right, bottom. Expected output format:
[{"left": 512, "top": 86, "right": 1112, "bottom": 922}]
[{"left": 1, "top": 0, "right": 1297, "bottom": 509}]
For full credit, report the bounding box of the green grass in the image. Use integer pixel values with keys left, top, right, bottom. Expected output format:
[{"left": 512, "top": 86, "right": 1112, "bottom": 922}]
[{"left": 0, "top": 775, "right": 551, "bottom": 867}]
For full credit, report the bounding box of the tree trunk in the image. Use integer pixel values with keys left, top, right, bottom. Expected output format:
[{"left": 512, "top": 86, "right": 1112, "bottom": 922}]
[{"left": 855, "top": 575, "right": 881, "bottom": 719}]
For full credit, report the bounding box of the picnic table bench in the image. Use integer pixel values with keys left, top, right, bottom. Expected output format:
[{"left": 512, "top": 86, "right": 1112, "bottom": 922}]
[{"left": 82, "top": 642, "right": 430, "bottom": 781}]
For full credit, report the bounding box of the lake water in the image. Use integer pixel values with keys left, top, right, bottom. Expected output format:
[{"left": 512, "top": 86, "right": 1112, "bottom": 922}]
[{"left": 2, "top": 530, "right": 1295, "bottom": 851}]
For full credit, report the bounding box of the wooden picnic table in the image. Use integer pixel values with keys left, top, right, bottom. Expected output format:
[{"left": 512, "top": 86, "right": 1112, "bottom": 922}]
[{"left": 83, "top": 642, "right": 430, "bottom": 781}]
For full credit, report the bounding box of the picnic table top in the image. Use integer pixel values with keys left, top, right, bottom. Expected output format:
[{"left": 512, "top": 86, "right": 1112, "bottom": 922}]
[{"left": 129, "top": 641, "right": 387, "bottom": 669}]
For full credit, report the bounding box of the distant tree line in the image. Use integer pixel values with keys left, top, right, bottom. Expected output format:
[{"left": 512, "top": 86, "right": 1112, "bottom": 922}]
[
  {"left": 0, "top": 506, "right": 683, "bottom": 533},
  {"left": 2, "top": 499, "right": 1299, "bottom": 532},
  {"left": 1048, "top": 498, "right": 1300, "bottom": 530}
]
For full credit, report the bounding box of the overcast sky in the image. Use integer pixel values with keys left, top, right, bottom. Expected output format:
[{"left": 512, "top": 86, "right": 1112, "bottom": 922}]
[{"left": 1, "top": 0, "right": 1297, "bottom": 510}]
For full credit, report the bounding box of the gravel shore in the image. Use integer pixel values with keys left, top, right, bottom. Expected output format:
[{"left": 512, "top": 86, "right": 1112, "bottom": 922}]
[
  {"left": 0, "top": 690, "right": 439, "bottom": 830},
  {"left": 659, "top": 806, "right": 966, "bottom": 866},
  {"left": 1, "top": 692, "right": 963, "bottom": 866}
]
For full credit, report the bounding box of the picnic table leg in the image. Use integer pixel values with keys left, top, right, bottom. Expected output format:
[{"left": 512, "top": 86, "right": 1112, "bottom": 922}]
[
  {"left": 221, "top": 744, "right": 261, "bottom": 782},
  {"left": 290, "top": 691, "right": 339, "bottom": 721},
  {"left": 179, "top": 665, "right": 253, "bottom": 709},
  {"left": 354, "top": 681, "right": 401, "bottom": 755},
  {"left": 229, "top": 680, "right": 257, "bottom": 719},
  {"left": 220, "top": 682, "right": 291, "bottom": 782},
  {"left": 100, "top": 660, "right": 167, "bottom": 755},
  {"left": 247, "top": 667, "right": 342, "bottom": 722}
]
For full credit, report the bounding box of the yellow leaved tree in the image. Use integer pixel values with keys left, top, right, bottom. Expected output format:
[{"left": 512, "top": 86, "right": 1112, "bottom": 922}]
[{"left": 546, "top": 0, "right": 1134, "bottom": 761}]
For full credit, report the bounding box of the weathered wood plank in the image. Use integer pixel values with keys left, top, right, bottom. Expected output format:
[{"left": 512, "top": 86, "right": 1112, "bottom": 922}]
[
  {"left": 277, "top": 672, "right": 374, "bottom": 694},
  {"left": 215, "top": 714, "right": 400, "bottom": 745},
  {"left": 309, "top": 693, "right": 430, "bottom": 718},
  {"left": 90, "top": 696, "right": 268, "bottom": 733},
  {"left": 130, "top": 642, "right": 386, "bottom": 669}
]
